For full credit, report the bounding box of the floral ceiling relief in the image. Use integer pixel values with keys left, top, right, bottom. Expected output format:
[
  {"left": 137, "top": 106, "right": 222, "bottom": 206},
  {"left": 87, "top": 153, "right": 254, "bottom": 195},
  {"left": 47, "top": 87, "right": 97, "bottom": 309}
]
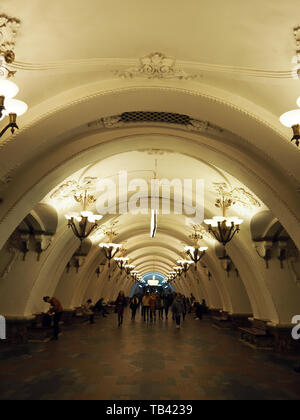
[
  {"left": 115, "top": 52, "right": 197, "bottom": 80},
  {"left": 212, "top": 183, "right": 261, "bottom": 210}
]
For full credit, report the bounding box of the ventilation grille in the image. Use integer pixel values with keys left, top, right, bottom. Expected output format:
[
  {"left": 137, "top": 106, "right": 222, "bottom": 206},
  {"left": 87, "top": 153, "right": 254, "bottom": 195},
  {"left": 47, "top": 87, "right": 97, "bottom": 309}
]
[{"left": 120, "top": 111, "right": 191, "bottom": 126}]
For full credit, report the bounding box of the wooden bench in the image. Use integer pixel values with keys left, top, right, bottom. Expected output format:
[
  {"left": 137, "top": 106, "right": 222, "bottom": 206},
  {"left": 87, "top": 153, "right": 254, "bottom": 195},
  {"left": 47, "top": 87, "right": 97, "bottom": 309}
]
[
  {"left": 212, "top": 312, "right": 232, "bottom": 329},
  {"left": 27, "top": 314, "right": 54, "bottom": 342},
  {"left": 239, "top": 319, "right": 273, "bottom": 349}
]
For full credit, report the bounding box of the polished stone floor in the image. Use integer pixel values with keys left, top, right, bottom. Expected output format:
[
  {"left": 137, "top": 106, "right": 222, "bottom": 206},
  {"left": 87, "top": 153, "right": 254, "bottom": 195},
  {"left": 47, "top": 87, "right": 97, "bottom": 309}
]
[{"left": 0, "top": 311, "right": 300, "bottom": 400}]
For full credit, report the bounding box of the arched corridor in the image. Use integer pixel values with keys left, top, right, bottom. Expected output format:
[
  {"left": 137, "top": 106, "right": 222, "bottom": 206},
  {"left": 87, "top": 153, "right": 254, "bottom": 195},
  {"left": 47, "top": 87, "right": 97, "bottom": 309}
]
[{"left": 0, "top": 0, "right": 300, "bottom": 402}]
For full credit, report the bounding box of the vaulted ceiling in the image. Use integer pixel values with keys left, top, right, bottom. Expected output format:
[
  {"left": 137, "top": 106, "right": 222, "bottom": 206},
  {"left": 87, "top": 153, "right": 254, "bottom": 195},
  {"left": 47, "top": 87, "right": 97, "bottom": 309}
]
[{"left": 0, "top": 1, "right": 299, "bottom": 325}]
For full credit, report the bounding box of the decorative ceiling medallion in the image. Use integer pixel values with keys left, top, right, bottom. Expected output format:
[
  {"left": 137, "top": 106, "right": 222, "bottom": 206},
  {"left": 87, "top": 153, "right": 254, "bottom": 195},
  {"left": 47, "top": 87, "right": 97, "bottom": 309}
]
[
  {"left": 212, "top": 183, "right": 261, "bottom": 209},
  {"left": 50, "top": 177, "right": 98, "bottom": 201},
  {"left": 0, "top": 14, "right": 20, "bottom": 78},
  {"left": 114, "top": 52, "right": 197, "bottom": 80}
]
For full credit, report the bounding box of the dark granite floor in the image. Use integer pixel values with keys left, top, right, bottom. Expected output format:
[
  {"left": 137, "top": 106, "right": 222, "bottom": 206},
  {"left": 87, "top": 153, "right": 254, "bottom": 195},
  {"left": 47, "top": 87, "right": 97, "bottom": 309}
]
[{"left": 0, "top": 311, "right": 300, "bottom": 400}]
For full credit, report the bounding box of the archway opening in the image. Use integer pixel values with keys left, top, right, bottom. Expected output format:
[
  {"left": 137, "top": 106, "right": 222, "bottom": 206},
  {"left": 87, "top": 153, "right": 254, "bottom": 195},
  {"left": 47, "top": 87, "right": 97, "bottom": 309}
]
[{"left": 130, "top": 272, "right": 175, "bottom": 297}]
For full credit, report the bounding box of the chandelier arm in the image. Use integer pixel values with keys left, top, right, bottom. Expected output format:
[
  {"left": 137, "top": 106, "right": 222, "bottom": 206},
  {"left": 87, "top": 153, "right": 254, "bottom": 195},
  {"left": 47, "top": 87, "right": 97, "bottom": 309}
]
[
  {"left": 102, "top": 248, "right": 109, "bottom": 260},
  {"left": 70, "top": 222, "right": 82, "bottom": 240},
  {"left": 218, "top": 223, "right": 225, "bottom": 245},
  {"left": 112, "top": 248, "right": 120, "bottom": 259},
  {"left": 228, "top": 227, "right": 239, "bottom": 243},
  {"left": 84, "top": 223, "right": 98, "bottom": 238},
  {"left": 196, "top": 251, "right": 205, "bottom": 264},
  {"left": 0, "top": 122, "right": 18, "bottom": 138},
  {"left": 225, "top": 224, "right": 235, "bottom": 244},
  {"left": 82, "top": 218, "right": 89, "bottom": 238},
  {"left": 210, "top": 227, "right": 221, "bottom": 243}
]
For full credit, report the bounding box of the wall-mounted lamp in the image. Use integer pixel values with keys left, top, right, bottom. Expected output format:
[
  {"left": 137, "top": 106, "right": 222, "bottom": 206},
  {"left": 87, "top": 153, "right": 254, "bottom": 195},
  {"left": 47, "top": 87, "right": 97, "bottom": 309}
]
[
  {"left": 277, "top": 241, "right": 288, "bottom": 269},
  {"left": 254, "top": 241, "right": 273, "bottom": 269}
]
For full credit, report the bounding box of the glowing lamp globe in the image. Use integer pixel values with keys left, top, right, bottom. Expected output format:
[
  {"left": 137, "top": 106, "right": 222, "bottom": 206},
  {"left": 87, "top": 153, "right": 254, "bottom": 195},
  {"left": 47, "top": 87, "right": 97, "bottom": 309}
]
[
  {"left": 4, "top": 99, "right": 28, "bottom": 116},
  {"left": 280, "top": 109, "right": 300, "bottom": 146},
  {"left": 280, "top": 109, "right": 300, "bottom": 128},
  {"left": 0, "top": 80, "right": 19, "bottom": 99}
]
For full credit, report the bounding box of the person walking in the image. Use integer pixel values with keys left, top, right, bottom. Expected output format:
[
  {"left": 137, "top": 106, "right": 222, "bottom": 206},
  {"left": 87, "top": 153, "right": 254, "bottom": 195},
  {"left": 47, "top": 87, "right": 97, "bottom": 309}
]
[
  {"left": 43, "top": 296, "right": 63, "bottom": 341},
  {"left": 130, "top": 295, "right": 139, "bottom": 321},
  {"left": 84, "top": 299, "right": 95, "bottom": 324},
  {"left": 157, "top": 293, "right": 165, "bottom": 320},
  {"left": 181, "top": 295, "right": 187, "bottom": 321},
  {"left": 171, "top": 294, "right": 184, "bottom": 329},
  {"left": 142, "top": 293, "right": 150, "bottom": 322},
  {"left": 115, "top": 291, "right": 126, "bottom": 327},
  {"left": 149, "top": 293, "right": 157, "bottom": 322},
  {"left": 164, "top": 293, "right": 172, "bottom": 320},
  {"left": 195, "top": 302, "right": 203, "bottom": 320}
]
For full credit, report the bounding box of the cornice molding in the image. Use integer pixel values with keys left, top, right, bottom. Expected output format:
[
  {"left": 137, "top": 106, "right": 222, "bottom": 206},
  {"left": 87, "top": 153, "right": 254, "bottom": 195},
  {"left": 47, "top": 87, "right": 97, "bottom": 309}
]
[{"left": 11, "top": 54, "right": 293, "bottom": 80}]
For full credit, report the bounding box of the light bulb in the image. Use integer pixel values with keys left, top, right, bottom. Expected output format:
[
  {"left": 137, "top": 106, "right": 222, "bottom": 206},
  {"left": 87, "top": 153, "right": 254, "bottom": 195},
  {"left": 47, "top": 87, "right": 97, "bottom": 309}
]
[
  {"left": 81, "top": 211, "right": 93, "bottom": 218},
  {"left": 4, "top": 99, "right": 28, "bottom": 116},
  {"left": 0, "top": 80, "right": 19, "bottom": 99},
  {"left": 213, "top": 216, "right": 226, "bottom": 222},
  {"left": 185, "top": 246, "right": 195, "bottom": 252},
  {"left": 280, "top": 109, "right": 300, "bottom": 128}
]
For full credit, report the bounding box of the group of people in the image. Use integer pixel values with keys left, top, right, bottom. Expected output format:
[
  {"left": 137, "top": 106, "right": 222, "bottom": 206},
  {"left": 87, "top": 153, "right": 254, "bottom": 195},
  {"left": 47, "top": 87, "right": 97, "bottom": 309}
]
[
  {"left": 115, "top": 291, "right": 203, "bottom": 329},
  {"left": 42, "top": 292, "right": 207, "bottom": 340},
  {"left": 42, "top": 296, "right": 109, "bottom": 341}
]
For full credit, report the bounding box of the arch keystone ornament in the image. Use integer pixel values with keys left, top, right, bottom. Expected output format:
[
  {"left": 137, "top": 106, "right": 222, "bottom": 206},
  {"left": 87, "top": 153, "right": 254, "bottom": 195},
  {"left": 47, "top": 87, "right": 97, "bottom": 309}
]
[{"left": 114, "top": 52, "right": 197, "bottom": 80}]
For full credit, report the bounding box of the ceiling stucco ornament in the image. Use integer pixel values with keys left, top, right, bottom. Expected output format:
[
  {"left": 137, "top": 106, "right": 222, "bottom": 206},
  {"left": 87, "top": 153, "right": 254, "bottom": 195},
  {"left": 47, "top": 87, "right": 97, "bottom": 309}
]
[
  {"left": 114, "top": 52, "right": 197, "bottom": 80},
  {"left": 292, "top": 26, "right": 300, "bottom": 79},
  {"left": 0, "top": 14, "right": 20, "bottom": 78},
  {"left": 87, "top": 116, "right": 125, "bottom": 129},
  {"left": 50, "top": 177, "right": 98, "bottom": 201},
  {"left": 88, "top": 112, "right": 224, "bottom": 136},
  {"left": 185, "top": 220, "right": 214, "bottom": 241},
  {"left": 293, "top": 26, "right": 300, "bottom": 62},
  {"left": 187, "top": 119, "right": 224, "bottom": 135},
  {"left": 212, "top": 183, "right": 261, "bottom": 210}
]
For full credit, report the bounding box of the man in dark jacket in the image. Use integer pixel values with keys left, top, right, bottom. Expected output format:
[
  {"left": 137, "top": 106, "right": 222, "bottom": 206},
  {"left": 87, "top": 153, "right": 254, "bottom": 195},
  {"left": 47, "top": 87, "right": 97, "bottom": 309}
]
[
  {"left": 171, "top": 294, "right": 184, "bottom": 329},
  {"left": 164, "top": 293, "right": 173, "bottom": 319},
  {"left": 43, "top": 296, "right": 63, "bottom": 341}
]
